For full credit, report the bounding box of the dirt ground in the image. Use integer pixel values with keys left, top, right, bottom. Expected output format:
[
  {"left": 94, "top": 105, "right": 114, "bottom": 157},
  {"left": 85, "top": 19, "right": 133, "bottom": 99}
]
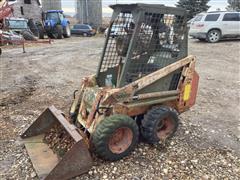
[{"left": 0, "top": 36, "right": 239, "bottom": 179}]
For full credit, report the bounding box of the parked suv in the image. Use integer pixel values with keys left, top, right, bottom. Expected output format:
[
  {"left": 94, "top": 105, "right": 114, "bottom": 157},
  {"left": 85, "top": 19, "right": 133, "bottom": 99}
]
[
  {"left": 189, "top": 11, "right": 240, "bottom": 42},
  {"left": 71, "top": 24, "right": 96, "bottom": 37}
]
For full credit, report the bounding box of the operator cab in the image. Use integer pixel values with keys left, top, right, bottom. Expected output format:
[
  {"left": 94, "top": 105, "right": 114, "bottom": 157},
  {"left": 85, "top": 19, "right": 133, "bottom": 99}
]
[
  {"left": 96, "top": 4, "right": 188, "bottom": 93},
  {"left": 45, "top": 10, "right": 65, "bottom": 23}
]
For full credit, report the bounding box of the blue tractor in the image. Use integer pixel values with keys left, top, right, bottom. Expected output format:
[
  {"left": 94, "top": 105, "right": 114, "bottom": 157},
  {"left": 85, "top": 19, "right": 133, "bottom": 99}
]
[{"left": 39, "top": 10, "right": 71, "bottom": 39}]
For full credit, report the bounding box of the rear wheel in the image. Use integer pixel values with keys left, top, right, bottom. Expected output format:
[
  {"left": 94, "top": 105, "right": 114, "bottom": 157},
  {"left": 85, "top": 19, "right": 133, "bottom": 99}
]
[
  {"left": 207, "top": 29, "right": 221, "bottom": 43},
  {"left": 37, "top": 24, "right": 45, "bottom": 39},
  {"left": 52, "top": 25, "right": 63, "bottom": 39},
  {"left": 91, "top": 114, "right": 139, "bottom": 161},
  {"left": 21, "top": 30, "right": 37, "bottom": 41},
  {"left": 141, "top": 106, "right": 179, "bottom": 143}
]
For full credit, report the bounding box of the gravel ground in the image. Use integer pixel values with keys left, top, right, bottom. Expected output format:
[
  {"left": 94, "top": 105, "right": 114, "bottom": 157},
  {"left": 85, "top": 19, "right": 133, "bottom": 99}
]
[{"left": 0, "top": 37, "right": 240, "bottom": 179}]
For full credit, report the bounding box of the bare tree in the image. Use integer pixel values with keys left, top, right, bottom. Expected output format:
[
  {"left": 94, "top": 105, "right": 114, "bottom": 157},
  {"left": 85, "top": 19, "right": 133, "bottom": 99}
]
[
  {"left": 227, "top": 0, "right": 240, "bottom": 11},
  {"left": 176, "top": 0, "right": 210, "bottom": 20}
]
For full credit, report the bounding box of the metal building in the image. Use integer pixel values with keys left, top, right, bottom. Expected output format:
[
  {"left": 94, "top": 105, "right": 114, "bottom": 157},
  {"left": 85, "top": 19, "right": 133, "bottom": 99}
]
[
  {"left": 41, "top": 0, "right": 62, "bottom": 11},
  {"left": 10, "top": 0, "right": 42, "bottom": 22},
  {"left": 76, "top": 0, "right": 102, "bottom": 28}
]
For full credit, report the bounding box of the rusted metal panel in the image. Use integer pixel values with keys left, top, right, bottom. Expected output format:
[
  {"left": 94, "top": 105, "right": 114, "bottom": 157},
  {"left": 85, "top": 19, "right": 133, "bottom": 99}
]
[
  {"left": 176, "top": 57, "right": 199, "bottom": 113},
  {"left": 21, "top": 106, "right": 93, "bottom": 180},
  {"left": 21, "top": 106, "right": 82, "bottom": 142},
  {"left": 113, "top": 104, "right": 150, "bottom": 117},
  {"left": 129, "top": 56, "right": 193, "bottom": 92},
  {"left": 86, "top": 92, "right": 104, "bottom": 128},
  {"left": 45, "top": 140, "right": 92, "bottom": 180},
  {"left": 24, "top": 136, "right": 59, "bottom": 179},
  {"left": 0, "top": 1, "right": 13, "bottom": 20},
  {"left": 23, "top": 137, "right": 92, "bottom": 180},
  {"left": 189, "top": 71, "right": 199, "bottom": 107},
  {"left": 21, "top": 107, "right": 57, "bottom": 138}
]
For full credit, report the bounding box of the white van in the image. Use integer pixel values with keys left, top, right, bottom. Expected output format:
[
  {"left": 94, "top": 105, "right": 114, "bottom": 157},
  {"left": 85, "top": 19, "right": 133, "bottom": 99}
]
[{"left": 189, "top": 11, "right": 240, "bottom": 43}]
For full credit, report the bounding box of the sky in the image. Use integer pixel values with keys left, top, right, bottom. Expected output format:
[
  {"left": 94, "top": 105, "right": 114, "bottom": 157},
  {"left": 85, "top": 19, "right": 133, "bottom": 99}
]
[{"left": 61, "top": 0, "right": 229, "bottom": 16}]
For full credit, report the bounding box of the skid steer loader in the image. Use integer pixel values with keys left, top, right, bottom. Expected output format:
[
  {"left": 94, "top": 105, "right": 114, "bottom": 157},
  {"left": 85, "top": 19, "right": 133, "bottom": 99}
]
[{"left": 21, "top": 4, "right": 199, "bottom": 180}]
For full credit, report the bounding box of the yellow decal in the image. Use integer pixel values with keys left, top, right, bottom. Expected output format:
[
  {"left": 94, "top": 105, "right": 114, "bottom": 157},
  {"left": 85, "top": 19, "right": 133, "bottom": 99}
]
[{"left": 183, "top": 83, "right": 191, "bottom": 101}]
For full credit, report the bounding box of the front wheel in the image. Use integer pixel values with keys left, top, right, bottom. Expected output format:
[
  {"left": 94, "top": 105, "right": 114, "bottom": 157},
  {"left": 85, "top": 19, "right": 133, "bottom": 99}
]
[
  {"left": 83, "top": 32, "right": 88, "bottom": 37},
  {"left": 37, "top": 25, "right": 45, "bottom": 39},
  {"left": 207, "top": 29, "right": 221, "bottom": 43},
  {"left": 91, "top": 114, "right": 139, "bottom": 161}
]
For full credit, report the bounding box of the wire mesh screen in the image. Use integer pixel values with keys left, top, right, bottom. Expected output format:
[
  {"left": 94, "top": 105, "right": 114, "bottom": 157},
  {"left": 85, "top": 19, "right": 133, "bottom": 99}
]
[
  {"left": 100, "top": 12, "right": 134, "bottom": 72},
  {"left": 126, "top": 12, "right": 186, "bottom": 84},
  {"left": 99, "top": 8, "right": 186, "bottom": 89}
]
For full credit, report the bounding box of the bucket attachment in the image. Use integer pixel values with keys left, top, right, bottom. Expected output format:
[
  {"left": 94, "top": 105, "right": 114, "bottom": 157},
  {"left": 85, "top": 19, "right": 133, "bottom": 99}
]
[{"left": 21, "top": 106, "right": 93, "bottom": 180}]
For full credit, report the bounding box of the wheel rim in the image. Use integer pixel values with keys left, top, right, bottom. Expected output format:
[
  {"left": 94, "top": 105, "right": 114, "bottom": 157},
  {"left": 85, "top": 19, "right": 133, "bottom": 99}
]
[
  {"left": 209, "top": 31, "right": 219, "bottom": 42},
  {"left": 108, "top": 127, "right": 133, "bottom": 154},
  {"left": 157, "top": 118, "right": 175, "bottom": 140},
  {"left": 83, "top": 33, "right": 87, "bottom": 37}
]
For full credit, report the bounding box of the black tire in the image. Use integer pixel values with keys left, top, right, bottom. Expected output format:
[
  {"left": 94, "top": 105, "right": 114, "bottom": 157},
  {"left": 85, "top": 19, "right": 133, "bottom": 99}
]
[
  {"left": 207, "top": 29, "right": 221, "bottom": 43},
  {"left": 0, "top": 48, "right": 2, "bottom": 55},
  {"left": 198, "top": 38, "right": 206, "bottom": 42},
  {"left": 52, "top": 25, "right": 63, "bottom": 39},
  {"left": 63, "top": 24, "right": 71, "bottom": 38},
  {"left": 37, "top": 24, "right": 45, "bottom": 39},
  {"left": 28, "top": 19, "right": 39, "bottom": 37},
  {"left": 47, "top": 32, "right": 54, "bottom": 39},
  {"left": 91, "top": 114, "right": 139, "bottom": 161},
  {"left": 141, "top": 106, "right": 179, "bottom": 143},
  {"left": 83, "top": 32, "right": 88, "bottom": 37},
  {"left": 21, "top": 30, "right": 37, "bottom": 41}
]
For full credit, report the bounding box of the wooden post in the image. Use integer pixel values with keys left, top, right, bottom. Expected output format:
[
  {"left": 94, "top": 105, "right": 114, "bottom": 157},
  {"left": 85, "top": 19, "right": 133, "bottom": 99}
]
[{"left": 22, "top": 40, "right": 26, "bottom": 53}]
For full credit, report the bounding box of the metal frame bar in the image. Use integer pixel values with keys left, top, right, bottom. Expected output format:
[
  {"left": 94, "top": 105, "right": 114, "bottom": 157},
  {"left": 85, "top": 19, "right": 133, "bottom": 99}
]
[{"left": 118, "top": 10, "right": 144, "bottom": 87}]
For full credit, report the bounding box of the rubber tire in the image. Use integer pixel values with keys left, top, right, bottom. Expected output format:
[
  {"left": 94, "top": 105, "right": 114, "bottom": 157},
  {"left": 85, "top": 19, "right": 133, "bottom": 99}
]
[
  {"left": 91, "top": 114, "right": 139, "bottom": 161},
  {"left": 63, "top": 24, "right": 71, "bottom": 38},
  {"left": 198, "top": 38, "right": 206, "bottom": 42},
  {"left": 47, "top": 32, "right": 54, "bottom": 39},
  {"left": 28, "top": 19, "right": 39, "bottom": 37},
  {"left": 37, "top": 24, "right": 45, "bottom": 39},
  {"left": 52, "top": 25, "right": 63, "bottom": 39},
  {"left": 21, "top": 30, "right": 37, "bottom": 41},
  {"left": 207, "top": 29, "right": 221, "bottom": 43},
  {"left": 141, "top": 106, "right": 179, "bottom": 144},
  {"left": 83, "top": 32, "right": 88, "bottom": 37}
]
